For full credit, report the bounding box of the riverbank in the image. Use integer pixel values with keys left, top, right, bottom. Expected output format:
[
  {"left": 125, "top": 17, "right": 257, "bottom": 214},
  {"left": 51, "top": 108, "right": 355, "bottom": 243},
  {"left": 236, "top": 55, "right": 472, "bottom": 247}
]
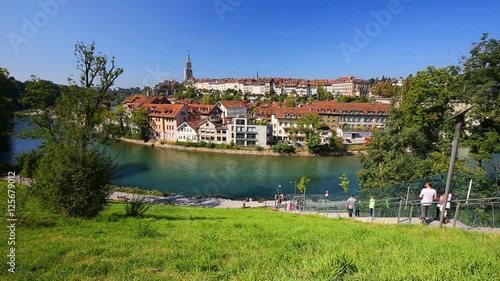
[
  {"left": 117, "top": 137, "right": 358, "bottom": 157},
  {"left": 110, "top": 191, "right": 271, "bottom": 208}
]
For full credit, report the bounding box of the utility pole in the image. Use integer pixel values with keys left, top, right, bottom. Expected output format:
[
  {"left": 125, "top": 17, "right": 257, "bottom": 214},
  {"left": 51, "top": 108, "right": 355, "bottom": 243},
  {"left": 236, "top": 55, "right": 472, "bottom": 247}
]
[{"left": 439, "top": 107, "right": 473, "bottom": 228}]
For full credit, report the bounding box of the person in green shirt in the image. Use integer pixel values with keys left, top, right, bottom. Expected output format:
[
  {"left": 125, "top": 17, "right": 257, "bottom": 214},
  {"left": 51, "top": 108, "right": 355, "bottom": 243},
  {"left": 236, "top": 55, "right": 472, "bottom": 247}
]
[
  {"left": 355, "top": 200, "right": 363, "bottom": 217},
  {"left": 369, "top": 196, "right": 376, "bottom": 217}
]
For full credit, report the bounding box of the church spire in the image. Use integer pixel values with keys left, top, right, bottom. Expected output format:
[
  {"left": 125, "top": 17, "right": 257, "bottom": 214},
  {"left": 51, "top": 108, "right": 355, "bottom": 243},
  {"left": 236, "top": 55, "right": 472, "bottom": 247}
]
[{"left": 184, "top": 50, "right": 193, "bottom": 83}]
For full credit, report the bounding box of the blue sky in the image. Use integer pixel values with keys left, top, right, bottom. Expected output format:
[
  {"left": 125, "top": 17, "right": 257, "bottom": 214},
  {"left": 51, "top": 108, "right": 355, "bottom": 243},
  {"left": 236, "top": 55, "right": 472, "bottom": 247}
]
[{"left": 1, "top": 0, "right": 499, "bottom": 88}]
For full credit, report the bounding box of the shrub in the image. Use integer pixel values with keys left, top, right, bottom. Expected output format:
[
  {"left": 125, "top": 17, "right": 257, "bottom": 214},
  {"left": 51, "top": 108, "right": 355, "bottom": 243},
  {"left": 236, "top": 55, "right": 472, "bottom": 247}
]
[
  {"left": 33, "top": 143, "right": 120, "bottom": 218},
  {"left": 272, "top": 141, "right": 295, "bottom": 154},
  {"left": 125, "top": 195, "right": 151, "bottom": 217},
  {"left": 255, "top": 145, "right": 264, "bottom": 151}
]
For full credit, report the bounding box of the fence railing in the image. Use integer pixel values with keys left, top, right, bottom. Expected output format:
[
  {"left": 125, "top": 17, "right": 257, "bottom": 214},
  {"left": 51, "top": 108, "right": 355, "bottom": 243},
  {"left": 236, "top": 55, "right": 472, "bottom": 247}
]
[{"left": 286, "top": 195, "right": 499, "bottom": 229}]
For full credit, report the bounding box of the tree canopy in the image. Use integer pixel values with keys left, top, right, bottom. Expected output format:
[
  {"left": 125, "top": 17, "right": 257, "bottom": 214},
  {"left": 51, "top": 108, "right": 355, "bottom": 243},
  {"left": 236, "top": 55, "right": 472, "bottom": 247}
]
[{"left": 358, "top": 34, "right": 500, "bottom": 196}]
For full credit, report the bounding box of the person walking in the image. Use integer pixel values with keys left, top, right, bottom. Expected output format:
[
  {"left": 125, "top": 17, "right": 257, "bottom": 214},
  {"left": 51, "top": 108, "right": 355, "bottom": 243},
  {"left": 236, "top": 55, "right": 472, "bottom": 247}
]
[
  {"left": 346, "top": 194, "right": 357, "bottom": 218},
  {"left": 369, "top": 196, "right": 376, "bottom": 218},
  {"left": 419, "top": 181, "right": 437, "bottom": 224},
  {"left": 355, "top": 200, "right": 363, "bottom": 217}
]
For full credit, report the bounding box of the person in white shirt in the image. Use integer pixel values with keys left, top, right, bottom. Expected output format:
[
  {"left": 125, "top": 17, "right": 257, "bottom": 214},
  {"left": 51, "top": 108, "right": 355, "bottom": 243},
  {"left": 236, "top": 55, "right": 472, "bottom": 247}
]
[{"left": 419, "top": 181, "right": 437, "bottom": 224}]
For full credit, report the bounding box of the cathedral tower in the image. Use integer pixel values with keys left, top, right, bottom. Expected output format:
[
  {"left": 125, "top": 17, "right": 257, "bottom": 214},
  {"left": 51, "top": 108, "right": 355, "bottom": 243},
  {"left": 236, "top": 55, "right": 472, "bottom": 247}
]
[{"left": 184, "top": 51, "right": 193, "bottom": 82}]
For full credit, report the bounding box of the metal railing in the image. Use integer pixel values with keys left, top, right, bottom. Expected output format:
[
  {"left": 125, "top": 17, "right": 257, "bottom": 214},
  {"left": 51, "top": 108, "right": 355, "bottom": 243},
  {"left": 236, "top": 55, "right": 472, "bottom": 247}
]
[{"left": 285, "top": 194, "right": 499, "bottom": 229}]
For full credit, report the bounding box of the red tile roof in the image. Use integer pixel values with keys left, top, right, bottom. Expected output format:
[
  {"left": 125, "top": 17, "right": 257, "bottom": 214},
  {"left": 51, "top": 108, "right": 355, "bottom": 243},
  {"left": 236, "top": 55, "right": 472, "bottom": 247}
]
[
  {"left": 123, "top": 94, "right": 147, "bottom": 104},
  {"left": 142, "top": 104, "right": 187, "bottom": 117},
  {"left": 218, "top": 100, "right": 248, "bottom": 108}
]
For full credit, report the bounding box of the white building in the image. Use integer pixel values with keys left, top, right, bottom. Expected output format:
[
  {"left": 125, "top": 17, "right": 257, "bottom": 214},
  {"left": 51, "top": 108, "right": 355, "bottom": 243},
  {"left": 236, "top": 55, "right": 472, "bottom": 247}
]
[{"left": 227, "top": 117, "right": 271, "bottom": 147}]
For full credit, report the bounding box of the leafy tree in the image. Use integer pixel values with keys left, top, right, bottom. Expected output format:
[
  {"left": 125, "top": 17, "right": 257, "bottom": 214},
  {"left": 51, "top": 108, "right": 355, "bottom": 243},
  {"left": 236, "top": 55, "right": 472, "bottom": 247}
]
[
  {"left": 358, "top": 66, "right": 463, "bottom": 190},
  {"left": 285, "top": 95, "right": 296, "bottom": 107},
  {"left": 0, "top": 68, "right": 15, "bottom": 137},
  {"left": 373, "top": 81, "right": 399, "bottom": 98},
  {"left": 130, "top": 107, "right": 150, "bottom": 141},
  {"left": 297, "top": 176, "right": 311, "bottom": 194},
  {"left": 112, "top": 104, "right": 129, "bottom": 136},
  {"left": 271, "top": 141, "right": 295, "bottom": 154},
  {"left": 24, "top": 41, "right": 124, "bottom": 218},
  {"left": 339, "top": 173, "right": 350, "bottom": 192},
  {"left": 316, "top": 83, "right": 326, "bottom": 101},
  {"left": 15, "top": 149, "right": 43, "bottom": 182},
  {"left": 328, "top": 132, "right": 346, "bottom": 154},
  {"left": 337, "top": 95, "right": 355, "bottom": 103},
  {"left": 316, "top": 83, "right": 333, "bottom": 101},
  {"left": 21, "top": 76, "right": 61, "bottom": 109},
  {"left": 461, "top": 33, "right": 500, "bottom": 170},
  {"left": 295, "top": 114, "right": 323, "bottom": 153}
]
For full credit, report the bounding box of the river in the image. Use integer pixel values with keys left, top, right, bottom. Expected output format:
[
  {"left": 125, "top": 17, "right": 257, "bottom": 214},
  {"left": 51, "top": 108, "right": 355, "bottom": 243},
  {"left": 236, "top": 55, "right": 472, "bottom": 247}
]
[{"left": 1, "top": 119, "right": 363, "bottom": 199}]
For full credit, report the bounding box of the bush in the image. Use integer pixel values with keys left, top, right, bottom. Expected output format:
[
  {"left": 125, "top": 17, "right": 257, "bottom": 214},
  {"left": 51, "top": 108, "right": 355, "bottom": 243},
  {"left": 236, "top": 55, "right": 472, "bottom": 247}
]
[
  {"left": 256, "top": 145, "right": 264, "bottom": 152},
  {"left": 33, "top": 143, "right": 120, "bottom": 218},
  {"left": 272, "top": 141, "right": 295, "bottom": 154},
  {"left": 125, "top": 195, "right": 150, "bottom": 217}
]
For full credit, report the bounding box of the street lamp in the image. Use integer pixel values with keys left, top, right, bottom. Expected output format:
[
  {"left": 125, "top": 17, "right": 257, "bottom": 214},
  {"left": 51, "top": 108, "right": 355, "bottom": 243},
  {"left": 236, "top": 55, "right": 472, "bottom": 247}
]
[{"left": 290, "top": 181, "right": 297, "bottom": 195}]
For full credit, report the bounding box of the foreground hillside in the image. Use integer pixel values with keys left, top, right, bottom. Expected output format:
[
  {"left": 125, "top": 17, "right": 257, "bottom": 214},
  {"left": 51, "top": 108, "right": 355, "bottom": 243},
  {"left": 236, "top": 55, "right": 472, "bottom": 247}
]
[{"left": 0, "top": 182, "right": 499, "bottom": 280}]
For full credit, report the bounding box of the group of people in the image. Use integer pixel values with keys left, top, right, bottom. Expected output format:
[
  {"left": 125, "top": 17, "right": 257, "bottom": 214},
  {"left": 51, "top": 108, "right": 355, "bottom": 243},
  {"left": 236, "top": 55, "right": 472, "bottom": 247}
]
[
  {"left": 346, "top": 194, "right": 376, "bottom": 218},
  {"left": 275, "top": 193, "right": 287, "bottom": 207},
  {"left": 419, "top": 181, "right": 453, "bottom": 224},
  {"left": 345, "top": 180, "right": 453, "bottom": 224}
]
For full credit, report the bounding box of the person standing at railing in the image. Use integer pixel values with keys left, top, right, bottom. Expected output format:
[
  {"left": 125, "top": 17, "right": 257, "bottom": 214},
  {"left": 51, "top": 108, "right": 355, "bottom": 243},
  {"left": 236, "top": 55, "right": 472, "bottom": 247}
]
[
  {"left": 419, "top": 181, "right": 438, "bottom": 224},
  {"left": 346, "top": 194, "right": 357, "bottom": 217},
  {"left": 369, "top": 196, "right": 376, "bottom": 218},
  {"left": 437, "top": 191, "right": 453, "bottom": 223}
]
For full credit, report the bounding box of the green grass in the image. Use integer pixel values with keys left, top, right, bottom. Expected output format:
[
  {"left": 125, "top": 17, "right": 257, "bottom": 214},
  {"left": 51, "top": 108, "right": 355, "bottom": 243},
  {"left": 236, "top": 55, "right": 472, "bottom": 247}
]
[{"left": 1, "top": 180, "right": 499, "bottom": 280}]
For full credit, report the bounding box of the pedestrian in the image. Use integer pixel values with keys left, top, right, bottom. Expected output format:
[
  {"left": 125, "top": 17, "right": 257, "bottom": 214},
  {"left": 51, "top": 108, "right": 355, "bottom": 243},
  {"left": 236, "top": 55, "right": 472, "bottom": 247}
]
[
  {"left": 369, "top": 196, "right": 376, "bottom": 218},
  {"left": 438, "top": 191, "right": 453, "bottom": 223},
  {"left": 419, "top": 181, "right": 437, "bottom": 224},
  {"left": 346, "top": 194, "right": 357, "bottom": 218},
  {"left": 355, "top": 200, "right": 362, "bottom": 217}
]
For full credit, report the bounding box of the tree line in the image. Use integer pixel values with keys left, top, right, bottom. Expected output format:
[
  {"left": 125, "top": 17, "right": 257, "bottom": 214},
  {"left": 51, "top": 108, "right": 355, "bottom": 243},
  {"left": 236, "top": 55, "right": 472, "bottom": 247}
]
[{"left": 358, "top": 33, "right": 499, "bottom": 198}]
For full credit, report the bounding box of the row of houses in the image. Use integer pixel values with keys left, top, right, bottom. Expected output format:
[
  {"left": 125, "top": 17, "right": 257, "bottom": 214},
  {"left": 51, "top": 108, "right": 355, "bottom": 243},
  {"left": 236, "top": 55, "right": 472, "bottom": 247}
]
[
  {"left": 122, "top": 95, "right": 391, "bottom": 147},
  {"left": 192, "top": 76, "right": 371, "bottom": 98}
]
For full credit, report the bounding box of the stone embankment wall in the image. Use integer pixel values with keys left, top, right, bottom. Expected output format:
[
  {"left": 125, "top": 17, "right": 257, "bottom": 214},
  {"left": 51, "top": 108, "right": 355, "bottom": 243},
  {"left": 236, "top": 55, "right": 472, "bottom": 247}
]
[{"left": 117, "top": 138, "right": 356, "bottom": 157}]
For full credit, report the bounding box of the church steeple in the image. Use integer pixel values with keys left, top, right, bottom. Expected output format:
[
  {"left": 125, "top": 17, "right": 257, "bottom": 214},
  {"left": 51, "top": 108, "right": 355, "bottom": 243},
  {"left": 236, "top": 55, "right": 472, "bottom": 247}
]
[{"left": 184, "top": 50, "right": 193, "bottom": 82}]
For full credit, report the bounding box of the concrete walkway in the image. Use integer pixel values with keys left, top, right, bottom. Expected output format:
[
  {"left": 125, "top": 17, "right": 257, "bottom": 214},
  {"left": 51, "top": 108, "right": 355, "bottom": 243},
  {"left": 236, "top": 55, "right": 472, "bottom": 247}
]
[{"left": 281, "top": 208, "right": 500, "bottom": 234}]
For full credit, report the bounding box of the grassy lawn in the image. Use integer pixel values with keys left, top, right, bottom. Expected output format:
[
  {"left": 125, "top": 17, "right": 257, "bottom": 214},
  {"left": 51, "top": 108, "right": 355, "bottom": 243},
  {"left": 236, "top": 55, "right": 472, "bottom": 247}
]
[{"left": 0, "top": 180, "right": 499, "bottom": 280}]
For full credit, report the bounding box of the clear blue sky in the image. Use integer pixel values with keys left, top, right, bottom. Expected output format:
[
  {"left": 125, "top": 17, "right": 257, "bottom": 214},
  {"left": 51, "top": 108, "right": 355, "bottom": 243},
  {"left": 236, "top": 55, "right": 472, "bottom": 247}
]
[{"left": 1, "top": 0, "right": 499, "bottom": 88}]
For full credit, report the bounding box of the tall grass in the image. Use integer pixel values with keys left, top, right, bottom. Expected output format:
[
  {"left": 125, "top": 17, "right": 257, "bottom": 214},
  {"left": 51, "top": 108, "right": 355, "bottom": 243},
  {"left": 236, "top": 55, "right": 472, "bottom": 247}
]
[{"left": 0, "top": 180, "right": 499, "bottom": 280}]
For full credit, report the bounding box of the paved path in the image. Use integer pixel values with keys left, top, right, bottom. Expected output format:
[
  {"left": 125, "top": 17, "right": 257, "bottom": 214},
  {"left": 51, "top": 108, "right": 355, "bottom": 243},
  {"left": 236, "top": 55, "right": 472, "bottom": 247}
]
[{"left": 111, "top": 193, "right": 499, "bottom": 234}]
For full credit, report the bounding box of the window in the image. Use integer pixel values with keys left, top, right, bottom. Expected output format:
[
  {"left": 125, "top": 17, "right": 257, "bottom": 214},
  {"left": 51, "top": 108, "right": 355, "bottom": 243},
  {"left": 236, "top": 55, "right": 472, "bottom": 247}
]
[
  {"left": 236, "top": 140, "right": 245, "bottom": 145},
  {"left": 247, "top": 134, "right": 256, "bottom": 140},
  {"left": 236, "top": 119, "right": 245, "bottom": 125},
  {"left": 248, "top": 127, "right": 256, "bottom": 133},
  {"left": 247, "top": 141, "right": 256, "bottom": 147}
]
